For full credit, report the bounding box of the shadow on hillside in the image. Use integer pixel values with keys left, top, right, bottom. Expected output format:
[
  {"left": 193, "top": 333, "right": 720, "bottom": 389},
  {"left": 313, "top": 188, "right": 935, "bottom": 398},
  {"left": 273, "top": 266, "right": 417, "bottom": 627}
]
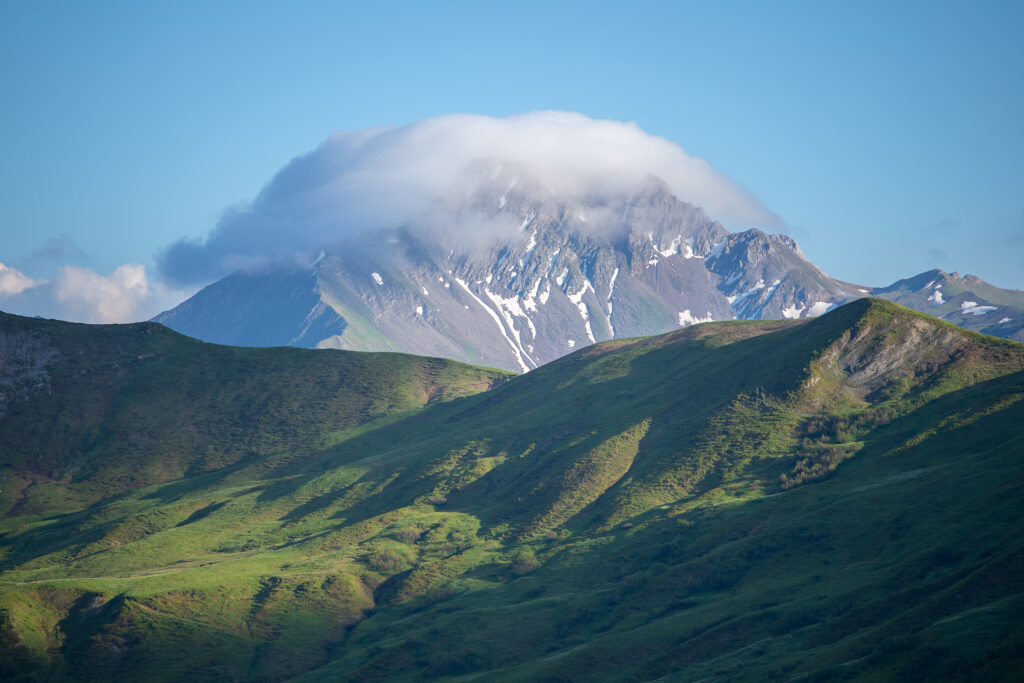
[
  {"left": 251, "top": 391, "right": 497, "bottom": 510},
  {"left": 281, "top": 355, "right": 1024, "bottom": 547},
  {"left": 335, "top": 372, "right": 1024, "bottom": 682},
  {"left": 0, "top": 459, "right": 264, "bottom": 571},
  {"left": 266, "top": 321, "right": 837, "bottom": 534},
  {"left": 5, "top": 339, "right": 1020, "bottom": 577}
]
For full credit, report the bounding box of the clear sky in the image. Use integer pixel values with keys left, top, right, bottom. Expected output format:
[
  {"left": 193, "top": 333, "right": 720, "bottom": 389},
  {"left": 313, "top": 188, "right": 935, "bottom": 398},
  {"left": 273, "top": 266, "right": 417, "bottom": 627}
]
[{"left": 1, "top": 1, "right": 1022, "bottom": 321}]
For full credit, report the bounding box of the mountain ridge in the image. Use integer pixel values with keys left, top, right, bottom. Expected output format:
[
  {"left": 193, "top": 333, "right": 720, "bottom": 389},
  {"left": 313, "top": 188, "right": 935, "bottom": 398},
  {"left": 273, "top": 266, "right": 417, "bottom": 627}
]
[
  {"left": 2, "top": 299, "right": 1023, "bottom": 679},
  {"left": 154, "top": 179, "right": 1024, "bottom": 371},
  {"left": 873, "top": 267, "right": 1024, "bottom": 341}
]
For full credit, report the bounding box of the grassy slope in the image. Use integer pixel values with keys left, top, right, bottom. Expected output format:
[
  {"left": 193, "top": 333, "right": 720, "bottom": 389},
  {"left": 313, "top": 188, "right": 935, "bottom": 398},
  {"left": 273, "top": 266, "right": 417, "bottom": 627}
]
[
  {"left": 1, "top": 300, "right": 1022, "bottom": 681},
  {"left": 0, "top": 311, "right": 510, "bottom": 515}
]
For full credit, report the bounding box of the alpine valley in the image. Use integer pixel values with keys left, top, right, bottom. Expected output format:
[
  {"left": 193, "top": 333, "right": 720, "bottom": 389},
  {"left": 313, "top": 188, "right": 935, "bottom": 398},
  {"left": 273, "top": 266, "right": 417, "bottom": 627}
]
[
  {"left": 155, "top": 175, "right": 1024, "bottom": 372},
  {"left": 2, "top": 297, "right": 1023, "bottom": 681}
]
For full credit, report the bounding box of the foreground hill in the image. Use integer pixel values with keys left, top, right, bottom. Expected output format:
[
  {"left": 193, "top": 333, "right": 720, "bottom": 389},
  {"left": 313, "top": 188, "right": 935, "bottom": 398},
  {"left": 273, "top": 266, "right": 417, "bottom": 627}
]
[
  {"left": 2, "top": 300, "right": 1023, "bottom": 680},
  {"left": 0, "top": 311, "right": 510, "bottom": 514}
]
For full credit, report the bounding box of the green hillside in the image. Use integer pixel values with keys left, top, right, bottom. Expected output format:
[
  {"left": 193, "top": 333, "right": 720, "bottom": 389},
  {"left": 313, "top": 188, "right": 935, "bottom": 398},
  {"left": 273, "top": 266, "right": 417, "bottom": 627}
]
[
  {"left": 0, "top": 311, "right": 511, "bottom": 515},
  {"left": 1, "top": 300, "right": 1022, "bottom": 681}
]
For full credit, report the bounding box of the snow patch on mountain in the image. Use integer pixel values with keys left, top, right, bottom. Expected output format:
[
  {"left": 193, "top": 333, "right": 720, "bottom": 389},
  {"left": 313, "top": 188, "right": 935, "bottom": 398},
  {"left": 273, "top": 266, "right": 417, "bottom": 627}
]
[
  {"left": 539, "top": 282, "right": 551, "bottom": 306},
  {"left": 744, "top": 279, "right": 783, "bottom": 316},
  {"left": 683, "top": 237, "right": 701, "bottom": 259},
  {"left": 726, "top": 277, "right": 786, "bottom": 319},
  {"left": 782, "top": 303, "right": 805, "bottom": 319},
  {"left": 677, "top": 310, "right": 714, "bottom": 327},
  {"left": 454, "top": 276, "right": 531, "bottom": 372},
  {"left": 568, "top": 280, "right": 597, "bottom": 343},
  {"left": 607, "top": 267, "right": 619, "bottom": 336},
  {"left": 707, "top": 240, "right": 727, "bottom": 260},
  {"left": 960, "top": 301, "right": 998, "bottom": 316},
  {"left": 545, "top": 248, "right": 561, "bottom": 278},
  {"left": 652, "top": 233, "right": 683, "bottom": 257},
  {"left": 523, "top": 278, "right": 543, "bottom": 312},
  {"left": 556, "top": 267, "right": 569, "bottom": 287},
  {"left": 807, "top": 301, "right": 833, "bottom": 317},
  {"left": 485, "top": 286, "right": 538, "bottom": 345},
  {"left": 520, "top": 231, "right": 538, "bottom": 267},
  {"left": 729, "top": 279, "right": 766, "bottom": 306}
]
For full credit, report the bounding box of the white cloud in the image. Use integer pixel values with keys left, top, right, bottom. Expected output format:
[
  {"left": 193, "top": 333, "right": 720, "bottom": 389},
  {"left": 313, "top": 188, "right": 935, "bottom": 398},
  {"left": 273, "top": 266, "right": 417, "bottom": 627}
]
[
  {"left": 0, "top": 262, "right": 190, "bottom": 324},
  {"left": 0, "top": 262, "right": 41, "bottom": 295},
  {"left": 159, "top": 111, "right": 777, "bottom": 286},
  {"left": 51, "top": 264, "right": 152, "bottom": 323}
]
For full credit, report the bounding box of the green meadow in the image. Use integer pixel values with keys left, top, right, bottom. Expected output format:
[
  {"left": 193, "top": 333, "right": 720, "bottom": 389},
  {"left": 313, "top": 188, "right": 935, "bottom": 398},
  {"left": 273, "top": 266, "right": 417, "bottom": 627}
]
[{"left": 1, "top": 299, "right": 1022, "bottom": 680}]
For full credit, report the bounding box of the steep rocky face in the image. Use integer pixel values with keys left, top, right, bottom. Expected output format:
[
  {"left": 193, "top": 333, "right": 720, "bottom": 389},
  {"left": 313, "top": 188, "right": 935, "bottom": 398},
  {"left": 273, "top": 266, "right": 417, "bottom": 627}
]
[
  {"left": 706, "top": 229, "right": 866, "bottom": 320},
  {"left": 162, "top": 177, "right": 1018, "bottom": 372},
  {"left": 0, "top": 327, "right": 60, "bottom": 422}
]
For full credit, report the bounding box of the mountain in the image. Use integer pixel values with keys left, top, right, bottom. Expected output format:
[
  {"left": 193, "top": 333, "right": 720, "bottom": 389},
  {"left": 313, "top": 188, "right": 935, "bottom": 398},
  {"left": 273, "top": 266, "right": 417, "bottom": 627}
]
[
  {"left": 155, "top": 177, "right": 870, "bottom": 372},
  {"left": 873, "top": 268, "right": 1024, "bottom": 342},
  {"left": 155, "top": 175, "right": 1024, "bottom": 372},
  {"left": 2, "top": 300, "right": 1023, "bottom": 680}
]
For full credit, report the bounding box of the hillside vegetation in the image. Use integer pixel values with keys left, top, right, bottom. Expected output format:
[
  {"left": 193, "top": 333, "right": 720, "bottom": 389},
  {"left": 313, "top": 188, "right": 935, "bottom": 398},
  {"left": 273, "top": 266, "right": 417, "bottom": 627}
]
[
  {"left": 0, "top": 312, "right": 510, "bottom": 514},
  {"left": 1, "top": 299, "right": 1022, "bottom": 681}
]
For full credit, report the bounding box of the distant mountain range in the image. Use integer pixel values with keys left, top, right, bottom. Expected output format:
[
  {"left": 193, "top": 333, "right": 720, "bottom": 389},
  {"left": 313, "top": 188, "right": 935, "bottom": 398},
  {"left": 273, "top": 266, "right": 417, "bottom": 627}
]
[
  {"left": 154, "top": 176, "right": 1024, "bottom": 371},
  {"left": 2, "top": 299, "right": 1023, "bottom": 680},
  {"left": 873, "top": 268, "right": 1024, "bottom": 341}
]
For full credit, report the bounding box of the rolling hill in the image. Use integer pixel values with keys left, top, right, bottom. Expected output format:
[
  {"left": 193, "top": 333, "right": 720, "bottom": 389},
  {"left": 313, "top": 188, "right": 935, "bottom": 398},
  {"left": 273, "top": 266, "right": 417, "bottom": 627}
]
[{"left": 1, "top": 300, "right": 1023, "bottom": 680}]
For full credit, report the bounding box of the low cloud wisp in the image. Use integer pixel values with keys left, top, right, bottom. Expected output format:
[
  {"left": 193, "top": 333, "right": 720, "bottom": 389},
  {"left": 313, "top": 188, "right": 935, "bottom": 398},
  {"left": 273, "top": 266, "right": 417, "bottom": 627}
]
[
  {"left": 0, "top": 262, "right": 187, "bottom": 324},
  {"left": 0, "top": 263, "right": 42, "bottom": 296},
  {"left": 160, "top": 112, "right": 776, "bottom": 286}
]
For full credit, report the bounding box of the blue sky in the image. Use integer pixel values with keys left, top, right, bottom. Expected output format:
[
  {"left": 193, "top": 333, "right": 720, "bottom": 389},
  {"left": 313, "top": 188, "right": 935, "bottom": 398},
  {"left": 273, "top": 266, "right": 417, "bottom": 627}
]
[{"left": 1, "top": 1, "right": 1022, "bottom": 320}]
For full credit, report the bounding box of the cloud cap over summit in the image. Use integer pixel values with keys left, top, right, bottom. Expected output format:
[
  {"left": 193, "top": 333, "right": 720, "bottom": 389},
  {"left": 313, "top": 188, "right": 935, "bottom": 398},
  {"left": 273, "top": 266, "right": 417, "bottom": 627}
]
[{"left": 159, "top": 112, "right": 777, "bottom": 286}]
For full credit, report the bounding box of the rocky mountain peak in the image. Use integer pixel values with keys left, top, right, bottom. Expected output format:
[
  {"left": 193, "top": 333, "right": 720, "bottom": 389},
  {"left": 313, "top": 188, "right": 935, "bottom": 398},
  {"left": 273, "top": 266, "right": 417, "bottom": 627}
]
[{"left": 152, "top": 180, "right": 1024, "bottom": 371}]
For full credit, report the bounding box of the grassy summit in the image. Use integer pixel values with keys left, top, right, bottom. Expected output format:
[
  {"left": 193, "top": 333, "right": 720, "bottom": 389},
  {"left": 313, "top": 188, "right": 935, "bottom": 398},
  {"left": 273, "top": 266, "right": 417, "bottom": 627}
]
[{"left": 1, "top": 300, "right": 1022, "bottom": 680}]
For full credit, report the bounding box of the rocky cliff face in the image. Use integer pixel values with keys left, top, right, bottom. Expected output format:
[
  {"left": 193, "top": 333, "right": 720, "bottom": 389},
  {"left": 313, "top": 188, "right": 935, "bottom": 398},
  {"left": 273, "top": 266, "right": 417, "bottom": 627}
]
[
  {"left": 153, "top": 176, "right": 1022, "bottom": 371},
  {"left": 0, "top": 327, "right": 60, "bottom": 422}
]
